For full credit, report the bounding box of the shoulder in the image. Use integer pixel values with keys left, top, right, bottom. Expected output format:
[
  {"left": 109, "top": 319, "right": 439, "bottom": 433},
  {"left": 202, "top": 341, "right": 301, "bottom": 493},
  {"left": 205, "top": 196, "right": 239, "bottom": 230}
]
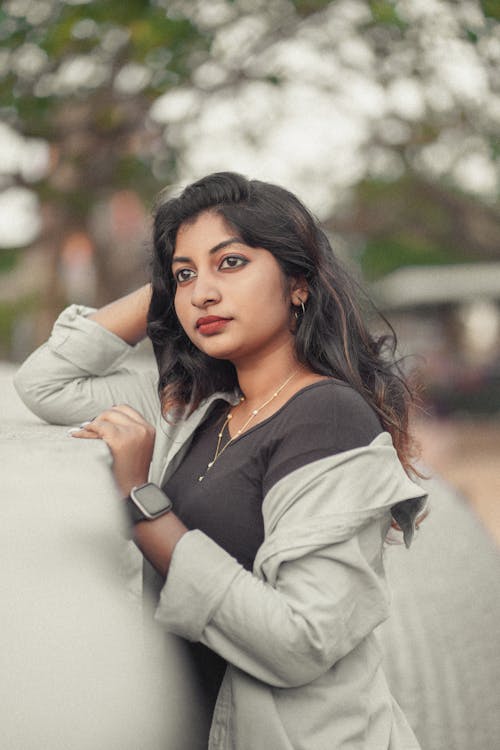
[
  {"left": 263, "top": 380, "right": 383, "bottom": 493},
  {"left": 281, "top": 379, "right": 382, "bottom": 439}
]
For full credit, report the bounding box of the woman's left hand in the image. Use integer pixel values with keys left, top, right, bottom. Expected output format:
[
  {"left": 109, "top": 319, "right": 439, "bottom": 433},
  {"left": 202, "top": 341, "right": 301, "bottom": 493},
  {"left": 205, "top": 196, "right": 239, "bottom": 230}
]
[{"left": 69, "top": 405, "right": 156, "bottom": 497}]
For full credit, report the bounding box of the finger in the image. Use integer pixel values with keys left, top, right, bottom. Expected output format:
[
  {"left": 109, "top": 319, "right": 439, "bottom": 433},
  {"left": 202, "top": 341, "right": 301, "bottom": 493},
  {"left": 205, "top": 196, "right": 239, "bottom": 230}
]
[
  {"left": 69, "top": 418, "right": 115, "bottom": 438},
  {"left": 69, "top": 421, "right": 123, "bottom": 447},
  {"left": 110, "top": 404, "right": 150, "bottom": 424},
  {"left": 67, "top": 426, "right": 101, "bottom": 439},
  {"left": 92, "top": 408, "right": 144, "bottom": 428}
]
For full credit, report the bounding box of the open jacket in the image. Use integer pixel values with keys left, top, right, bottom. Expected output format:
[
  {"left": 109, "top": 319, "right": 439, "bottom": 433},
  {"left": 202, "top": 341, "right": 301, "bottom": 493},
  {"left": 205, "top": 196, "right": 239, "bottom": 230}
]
[{"left": 15, "top": 305, "right": 427, "bottom": 750}]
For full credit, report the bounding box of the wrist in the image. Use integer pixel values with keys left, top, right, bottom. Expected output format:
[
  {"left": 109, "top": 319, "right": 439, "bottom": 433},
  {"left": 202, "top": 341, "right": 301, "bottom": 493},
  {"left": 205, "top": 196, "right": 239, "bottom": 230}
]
[
  {"left": 126, "top": 482, "right": 173, "bottom": 524},
  {"left": 133, "top": 513, "right": 187, "bottom": 577}
]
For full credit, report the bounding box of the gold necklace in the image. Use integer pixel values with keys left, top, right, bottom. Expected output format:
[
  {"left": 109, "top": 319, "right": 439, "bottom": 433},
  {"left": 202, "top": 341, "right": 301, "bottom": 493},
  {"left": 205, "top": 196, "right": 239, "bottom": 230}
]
[{"left": 198, "top": 371, "right": 298, "bottom": 482}]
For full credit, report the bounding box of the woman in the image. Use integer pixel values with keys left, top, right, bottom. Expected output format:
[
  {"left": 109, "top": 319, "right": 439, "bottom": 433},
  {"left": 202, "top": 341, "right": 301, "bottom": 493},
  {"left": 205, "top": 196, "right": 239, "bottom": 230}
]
[{"left": 15, "top": 172, "right": 427, "bottom": 749}]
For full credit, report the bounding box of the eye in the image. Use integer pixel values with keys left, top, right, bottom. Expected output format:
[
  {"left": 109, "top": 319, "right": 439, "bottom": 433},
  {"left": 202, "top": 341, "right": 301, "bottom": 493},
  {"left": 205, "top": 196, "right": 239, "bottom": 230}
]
[
  {"left": 219, "top": 255, "right": 248, "bottom": 270},
  {"left": 174, "top": 268, "right": 196, "bottom": 284}
]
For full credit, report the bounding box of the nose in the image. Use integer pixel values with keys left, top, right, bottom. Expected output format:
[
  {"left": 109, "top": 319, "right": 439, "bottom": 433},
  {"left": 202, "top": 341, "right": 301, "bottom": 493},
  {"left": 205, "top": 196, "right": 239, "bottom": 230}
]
[{"left": 190, "top": 273, "right": 221, "bottom": 309}]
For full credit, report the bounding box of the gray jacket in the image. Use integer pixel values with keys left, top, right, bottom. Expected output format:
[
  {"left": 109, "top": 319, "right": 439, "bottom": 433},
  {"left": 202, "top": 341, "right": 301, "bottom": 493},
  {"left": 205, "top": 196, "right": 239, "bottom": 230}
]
[{"left": 15, "top": 305, "right": 426, "bottom": 750}]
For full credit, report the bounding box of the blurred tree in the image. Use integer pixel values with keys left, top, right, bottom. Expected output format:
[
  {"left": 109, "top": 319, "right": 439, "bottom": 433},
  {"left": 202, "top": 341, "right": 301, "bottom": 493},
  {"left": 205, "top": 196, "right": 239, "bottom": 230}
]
[
  {"left": 0, "top": 0, "right": 499, "bottom": 358},
  {"left": 0, "top": 0, "right": 210, "bottom": 334},
  {"left": 327, "top": 0, "right": 500, "bottom": 278},
  {"left": 0, "top": 0, "right": 330, "bottom": 352},
  {"left": 152, "top": 0, "right": 499, "bottom": 280}
]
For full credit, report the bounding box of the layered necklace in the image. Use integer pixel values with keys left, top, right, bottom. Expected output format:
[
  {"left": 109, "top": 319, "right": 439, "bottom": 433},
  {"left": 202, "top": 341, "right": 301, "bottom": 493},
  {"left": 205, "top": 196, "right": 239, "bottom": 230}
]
[{"left": 198, "top": 371, "right": 298, "bottom": 482}]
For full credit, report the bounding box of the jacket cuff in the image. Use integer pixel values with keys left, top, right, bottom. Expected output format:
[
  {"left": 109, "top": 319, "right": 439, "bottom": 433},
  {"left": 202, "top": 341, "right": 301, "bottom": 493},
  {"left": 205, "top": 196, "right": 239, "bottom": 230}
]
[
  {"left": 155, "top": 530, "right": 242, "bottom": 642},
  {"left": 48, "top": 304, "right": 134, "bottom": 374}
]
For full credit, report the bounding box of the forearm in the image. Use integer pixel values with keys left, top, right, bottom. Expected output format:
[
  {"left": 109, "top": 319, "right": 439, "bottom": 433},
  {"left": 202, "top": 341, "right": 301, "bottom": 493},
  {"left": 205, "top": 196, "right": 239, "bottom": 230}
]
[
  {"left": 88, "top": 284, "right": 152, "bottom": 345},
  {"left": 14, "top": 304, "right": 159, "bottom": 424},
  {"left": 155, "top": 530, "right": 389, "bottom": 688},
  {"left": 133, "top": 513, "right": 188, "bottom": 578}
]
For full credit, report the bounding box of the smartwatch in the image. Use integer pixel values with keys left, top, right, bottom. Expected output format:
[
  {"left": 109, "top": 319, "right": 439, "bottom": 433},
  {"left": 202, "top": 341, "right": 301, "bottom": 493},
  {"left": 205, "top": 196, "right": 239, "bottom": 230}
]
[{"left": 126, "top": 482, "right": 173, "bottom": 524}]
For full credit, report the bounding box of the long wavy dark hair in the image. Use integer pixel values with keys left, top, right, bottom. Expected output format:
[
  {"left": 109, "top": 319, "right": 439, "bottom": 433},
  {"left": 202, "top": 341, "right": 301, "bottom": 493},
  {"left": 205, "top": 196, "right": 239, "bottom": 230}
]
[{"left": 147, "top": 171, "right": 420, "bottom": 474}]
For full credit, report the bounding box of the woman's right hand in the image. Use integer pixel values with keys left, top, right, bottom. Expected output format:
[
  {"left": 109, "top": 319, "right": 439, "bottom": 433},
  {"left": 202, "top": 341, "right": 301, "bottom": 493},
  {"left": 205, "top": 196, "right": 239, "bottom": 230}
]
[{"left": 70, "top": 404, "right": 156, "bottom": 497}]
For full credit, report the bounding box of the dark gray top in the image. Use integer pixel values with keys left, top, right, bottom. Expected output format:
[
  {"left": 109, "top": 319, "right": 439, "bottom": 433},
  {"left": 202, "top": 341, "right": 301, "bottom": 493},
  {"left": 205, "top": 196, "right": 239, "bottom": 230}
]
[{"left": 163, "top": 379, "right": 382, "bottom": 709}]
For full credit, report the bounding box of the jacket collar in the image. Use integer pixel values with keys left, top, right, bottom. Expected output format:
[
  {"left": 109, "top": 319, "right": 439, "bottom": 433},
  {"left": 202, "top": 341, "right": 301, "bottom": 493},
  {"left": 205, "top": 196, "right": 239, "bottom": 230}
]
[{"left": 149, "top": 389, "right": 238, "bottom": 486}]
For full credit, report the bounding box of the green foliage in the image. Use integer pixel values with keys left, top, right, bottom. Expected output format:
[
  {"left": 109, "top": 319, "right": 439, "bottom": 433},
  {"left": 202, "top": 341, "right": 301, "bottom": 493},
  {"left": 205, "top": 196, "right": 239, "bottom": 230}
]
[
  {"left": 481, "top": 0, "right": 500, "bottom": 20},
  {"left": 0, "top": 294, "right": 39, "bottom": 353},
  {"left": 115, "top": 153, "right": 161, "bottom": 190},
  {"left": 357, "top": 177, "right": 450, "bottom": 235},
  {"left": 361, "top": 236, "right": 460, "bottom": 279},
  {"left": 353, "top": 176, "right": 495, "bottom": 279},
  {"left": 33, "top": 1, "right": 205, "bottom": 62},
  {"left": 0, "top": 249, "right": 20, "bottom": 273},
  {"left": 292, "top": 0, "right": 333, "bottom": 15},
  {"left": 0, "top": 0, "right": 209, "bottom": 136},
  {"left": 0, "top": 0, "right": 214, "bottom": 220},
  {"left": 0, "top": 0, "right": 498, "bottom": 271},
  {"left": 368, "top": 0, "right": 405, "bottom": 27}
]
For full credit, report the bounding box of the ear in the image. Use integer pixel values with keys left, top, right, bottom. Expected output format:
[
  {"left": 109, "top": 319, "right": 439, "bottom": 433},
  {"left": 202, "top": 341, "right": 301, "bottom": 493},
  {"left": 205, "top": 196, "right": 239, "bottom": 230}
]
[{"left": 289, "top": 276, "right": 309, "bottom": 307}]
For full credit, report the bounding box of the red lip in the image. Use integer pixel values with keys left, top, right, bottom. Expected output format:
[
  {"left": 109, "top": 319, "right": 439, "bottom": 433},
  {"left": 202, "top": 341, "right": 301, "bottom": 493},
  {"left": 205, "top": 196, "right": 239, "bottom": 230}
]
[
  {"left": 196, "top": 316, "right": 232, "bottom": 335},
  {"left": 196, "top": 316, "right": 231, "bottom": 328}
]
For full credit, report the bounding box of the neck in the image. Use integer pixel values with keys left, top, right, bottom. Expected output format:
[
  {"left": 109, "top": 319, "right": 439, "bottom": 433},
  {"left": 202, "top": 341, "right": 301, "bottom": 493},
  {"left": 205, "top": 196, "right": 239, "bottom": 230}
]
[{"left": 233, "top": 343, "right": 303, "bottom": 406}]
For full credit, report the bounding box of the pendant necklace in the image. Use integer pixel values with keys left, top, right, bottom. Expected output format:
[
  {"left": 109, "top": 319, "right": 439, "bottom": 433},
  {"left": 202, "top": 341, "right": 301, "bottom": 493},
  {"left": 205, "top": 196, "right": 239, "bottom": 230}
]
[{"left": 198, "top": 370, "right": 298, "bottom": 482}]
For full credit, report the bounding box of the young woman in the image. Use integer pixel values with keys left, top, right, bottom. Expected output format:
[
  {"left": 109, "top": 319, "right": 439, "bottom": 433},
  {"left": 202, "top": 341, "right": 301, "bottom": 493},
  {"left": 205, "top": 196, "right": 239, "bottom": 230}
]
[{"left": 15, "top": 172, "right": 427, "bottom": 749}]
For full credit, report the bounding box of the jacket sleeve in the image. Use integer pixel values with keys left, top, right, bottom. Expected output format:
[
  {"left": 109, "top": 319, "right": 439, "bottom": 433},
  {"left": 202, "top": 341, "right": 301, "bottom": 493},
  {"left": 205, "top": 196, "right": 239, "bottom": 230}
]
[
  {"left": 14, "top": 304, "right": 159, "bottom": 426},
  {"left": 154, "top": 440, "right": 427, "bottom": 689},
  {"left": 155, "top": 523, "right": 390, "bottom": 689}
]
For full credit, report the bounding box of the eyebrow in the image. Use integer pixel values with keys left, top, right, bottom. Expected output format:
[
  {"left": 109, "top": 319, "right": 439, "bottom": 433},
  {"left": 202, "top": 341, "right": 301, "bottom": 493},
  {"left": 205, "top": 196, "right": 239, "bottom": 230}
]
[{"left": 171, "top": 237, "right": 243, "bottom": 265}]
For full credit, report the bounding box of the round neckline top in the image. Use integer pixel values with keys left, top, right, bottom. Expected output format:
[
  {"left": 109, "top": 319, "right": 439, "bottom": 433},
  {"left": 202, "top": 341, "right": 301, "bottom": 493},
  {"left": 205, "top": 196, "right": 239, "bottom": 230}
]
[{"left": 225, "top": 378, "right": 351, "bottom": 444}]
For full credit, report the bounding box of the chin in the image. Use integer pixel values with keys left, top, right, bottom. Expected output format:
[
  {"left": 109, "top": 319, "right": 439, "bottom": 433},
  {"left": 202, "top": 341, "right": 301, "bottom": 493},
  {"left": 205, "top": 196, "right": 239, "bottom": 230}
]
[
  {"left": 199, "top": 346, "right": 238, "bottom": 362},
  {"left": 196, "top": 339, "right": 242, "bottom": 362}
]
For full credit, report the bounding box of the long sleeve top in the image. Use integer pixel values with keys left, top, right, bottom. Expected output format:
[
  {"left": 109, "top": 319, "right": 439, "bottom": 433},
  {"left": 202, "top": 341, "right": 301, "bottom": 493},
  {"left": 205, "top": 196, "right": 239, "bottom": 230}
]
[{"left": 14, "top": 304, "right": 427, "bottom": 750}]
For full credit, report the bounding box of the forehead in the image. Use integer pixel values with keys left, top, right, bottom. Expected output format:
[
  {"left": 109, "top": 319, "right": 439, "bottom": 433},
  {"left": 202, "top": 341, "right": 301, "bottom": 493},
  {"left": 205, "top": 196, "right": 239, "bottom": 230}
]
[{"left": 175, "top": 211, "right": 236, "bottom": 253}]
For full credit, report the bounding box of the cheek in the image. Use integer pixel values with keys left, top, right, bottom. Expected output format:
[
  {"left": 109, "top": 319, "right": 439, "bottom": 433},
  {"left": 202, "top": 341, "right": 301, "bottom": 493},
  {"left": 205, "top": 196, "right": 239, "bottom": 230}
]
[
  {"left": 173, "top": 300, "right": 197, "bottom": 345},
  {"left": 255, "top": 278, "right": 290, "bottom": 319},
  {"left": 240, "top": 264, "right": 288, "bottom": 305},
  {"left": 173, "top": 287, "right": 184, "bottom": 317},
  {"left": 241, "top": 287, "right": 291, "bottom": 334},
  {"left": 173, "top": 290, "right": 189, "bottom": 329}
]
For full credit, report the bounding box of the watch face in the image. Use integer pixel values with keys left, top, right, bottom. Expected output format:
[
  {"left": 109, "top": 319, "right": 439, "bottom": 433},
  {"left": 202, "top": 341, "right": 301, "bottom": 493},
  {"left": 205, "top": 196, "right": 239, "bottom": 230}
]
[{"left": 133, "top": 483, "right": 172, "bottom": 517}]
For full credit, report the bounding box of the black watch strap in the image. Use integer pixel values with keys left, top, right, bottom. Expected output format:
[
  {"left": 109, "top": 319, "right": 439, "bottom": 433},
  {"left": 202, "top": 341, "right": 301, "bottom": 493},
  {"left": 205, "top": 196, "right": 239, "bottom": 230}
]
[{"left": 125, "top": 495, "right": 147, "bottom": 524}]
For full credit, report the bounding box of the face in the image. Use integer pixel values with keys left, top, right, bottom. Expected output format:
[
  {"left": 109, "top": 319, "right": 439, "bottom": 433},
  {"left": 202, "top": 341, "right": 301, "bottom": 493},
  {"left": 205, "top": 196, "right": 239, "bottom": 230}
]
[{"left": 172, "top": 211, "right": 300, "bottom": 367}]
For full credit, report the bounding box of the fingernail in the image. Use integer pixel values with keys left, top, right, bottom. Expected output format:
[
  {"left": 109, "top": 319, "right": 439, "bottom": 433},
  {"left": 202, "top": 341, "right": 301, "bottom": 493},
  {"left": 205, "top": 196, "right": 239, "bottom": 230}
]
[
  {"left": 79, "top": 420, "right": 92, "bottom": 428},
  {"left": 67, "top": 427, "right": 81, "bottom": 436}
]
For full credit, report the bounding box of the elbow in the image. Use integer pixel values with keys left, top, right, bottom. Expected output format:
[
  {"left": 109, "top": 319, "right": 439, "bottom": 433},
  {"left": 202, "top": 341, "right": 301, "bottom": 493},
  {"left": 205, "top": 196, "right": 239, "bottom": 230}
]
[
  {"left": 271, "top": 599, "right": 388, "bottom": 688},
  {"left": 13, "top": 364, "right": 42, "bottom": 416},
  {"left": 266, "top": 619, "right": 344, "bottom": 688},
  {"left": 13, "top": 364, "right": 66, "bottom": 424},
  {"left": 268, "top": 650, "right": 335, "bottom": 689}
]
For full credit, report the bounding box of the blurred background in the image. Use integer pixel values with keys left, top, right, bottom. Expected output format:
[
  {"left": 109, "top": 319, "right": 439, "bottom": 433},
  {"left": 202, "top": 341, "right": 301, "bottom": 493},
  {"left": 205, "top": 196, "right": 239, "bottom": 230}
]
[{"left": 1, "top": 0, "right": 499, "bottom": 541}]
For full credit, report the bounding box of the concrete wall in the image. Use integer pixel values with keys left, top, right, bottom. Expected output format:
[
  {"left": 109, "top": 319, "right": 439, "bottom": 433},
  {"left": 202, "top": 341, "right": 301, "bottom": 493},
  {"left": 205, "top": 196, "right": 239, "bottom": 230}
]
[{"left": 1, "top": 364, "right": 208, "bottom": 750}]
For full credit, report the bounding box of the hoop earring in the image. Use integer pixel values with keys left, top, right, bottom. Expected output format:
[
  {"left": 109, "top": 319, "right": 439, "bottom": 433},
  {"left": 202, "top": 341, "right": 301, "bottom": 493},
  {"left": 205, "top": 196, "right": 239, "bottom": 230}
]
[{"left": 293, "top": 298, "right": 306, "bottom": 319}]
